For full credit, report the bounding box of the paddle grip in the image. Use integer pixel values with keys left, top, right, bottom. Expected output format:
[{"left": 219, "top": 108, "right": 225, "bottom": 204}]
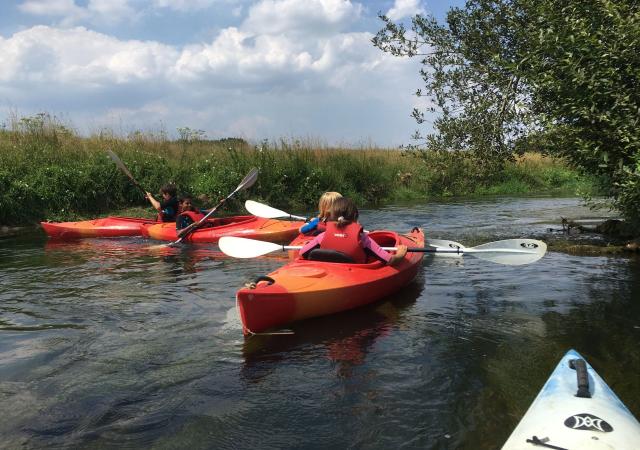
[{"left": 569, "top": 358, "right": 591, "bottom": 398}]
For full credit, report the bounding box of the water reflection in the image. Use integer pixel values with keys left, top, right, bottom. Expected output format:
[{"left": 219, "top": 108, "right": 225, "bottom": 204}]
[{"left": 241, "top": 279, "right": 424, "bottom": 382}]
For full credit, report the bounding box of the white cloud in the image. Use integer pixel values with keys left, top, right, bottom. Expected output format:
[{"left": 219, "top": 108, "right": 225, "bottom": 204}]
[
  {"left": 17, "top": 0, "right": 137, "bottom": 26},
  {"left": 18, "top": 0, "right": 81, "bottom": 16},
  {"left": 386, "top": 0, "right": 425, "bottom": 21},
  {"left": 18, "top": 0, "right": 88, "bottom": 23},
  {"left": 151, "top": 0, "right": 219, "bottom": 11},
  {"left": 3, "top": 0, "right": 427, "bottom": 145},
  {"left": 0, "top": 26, "right": 177, "bottom": 85},
  {"left": 87, "top": 0, "right": 137, "bottom": 25},
  {"left": 243, "top": 0, "right": 362, "bottom": 36}
]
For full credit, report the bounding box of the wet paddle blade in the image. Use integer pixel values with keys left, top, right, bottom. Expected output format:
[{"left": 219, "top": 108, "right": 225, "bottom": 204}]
[
  {"left": 465, "top": 239, "right": 547, "bottom": 265},
  {"left": 245, "top": 200, "right": 307, "bottom": 221},
  {"left": 106, "top": 149, "right": 134, "bottom": 179},
  {"left": 106, "top": 149, "right": 146, "bottom": 194},
  {"left": 234, "top": 168, "right": 259, "bottom": 194},
  {"left": 218, "top": 236, "right": 286, "bottom": 258}
]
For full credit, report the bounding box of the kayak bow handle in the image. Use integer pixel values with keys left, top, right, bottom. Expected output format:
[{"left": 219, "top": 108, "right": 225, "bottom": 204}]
[{"left": 569, "top": 358, "right": 591, "bottom": 398}]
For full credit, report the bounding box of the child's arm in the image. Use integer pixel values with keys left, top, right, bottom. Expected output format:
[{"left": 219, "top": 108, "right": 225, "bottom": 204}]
[
  {"left": 146, "top": 192, "right": 161, "bottom": 211},
  {"left": 299, "top": 217, "right": 320, "bottom": 234},
  {"left": 362, "top": 235, "right": 408, "bottom": 266}
]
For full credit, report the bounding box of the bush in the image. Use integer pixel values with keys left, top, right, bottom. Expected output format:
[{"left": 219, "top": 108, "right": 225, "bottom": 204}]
[{"left": 0, "top": 115, "right": 592, "bottom": 225}]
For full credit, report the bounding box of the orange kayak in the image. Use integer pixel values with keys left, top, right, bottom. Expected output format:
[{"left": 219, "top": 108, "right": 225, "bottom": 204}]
[
  {"left": 236, "top": 228, "right": 424, "bottom": 335},
  {"left": 41, "top": 217, "right": 157, "bottom": 239},
  {"left": 141, "top": 215, "right": 303, "bottom": 244}
]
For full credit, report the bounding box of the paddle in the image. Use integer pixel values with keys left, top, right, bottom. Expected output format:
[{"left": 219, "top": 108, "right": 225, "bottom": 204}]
[
  {"left": 245, "top": 200, "right": 307, "bottom": 221},
  {"left": 244, "top": 200, "right": 370, "bottom": 232},
  {"left": 106, "top": 149, "right": 147, "bottom": 195},
  {"left": 164, "top": 168, "right": 259, "bottom": 247},
  {"left": 217, "top": 236, "right": 547, "bottom": 265}
]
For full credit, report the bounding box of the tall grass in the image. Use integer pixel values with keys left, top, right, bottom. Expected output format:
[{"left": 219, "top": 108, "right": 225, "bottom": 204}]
[{"left": 0, "top": 113, "right": 595, "bottom": 225}]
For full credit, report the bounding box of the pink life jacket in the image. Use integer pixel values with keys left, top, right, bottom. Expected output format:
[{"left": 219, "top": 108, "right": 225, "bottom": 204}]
[{"left": 320, "top": 221, "right": 367, "bottom": 264}]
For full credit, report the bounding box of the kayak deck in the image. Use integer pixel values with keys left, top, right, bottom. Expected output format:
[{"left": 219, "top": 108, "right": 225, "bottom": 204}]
[
  {"left": 41, "top": 216, "right": 157, "bottom": 239},
  {"left": 142, "top": 215, "right": 303, "bottom": 244},
  {"left": 502, "top": 349, "right": 640, "bottom": 449}
]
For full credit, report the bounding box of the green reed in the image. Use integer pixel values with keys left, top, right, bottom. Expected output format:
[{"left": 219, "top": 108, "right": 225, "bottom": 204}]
[{"left": 0, "top": 114, "right": 594, "bottom": 225}]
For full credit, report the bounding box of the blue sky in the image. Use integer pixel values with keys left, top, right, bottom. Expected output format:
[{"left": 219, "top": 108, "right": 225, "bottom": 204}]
[{"left": 0, "top": 0, "right": 464, "bottom": 146}]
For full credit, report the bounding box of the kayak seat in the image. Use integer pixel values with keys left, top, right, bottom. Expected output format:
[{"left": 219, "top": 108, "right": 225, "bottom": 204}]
[{"left": 306, "top": 249, "right": 355, "bottom": 264}]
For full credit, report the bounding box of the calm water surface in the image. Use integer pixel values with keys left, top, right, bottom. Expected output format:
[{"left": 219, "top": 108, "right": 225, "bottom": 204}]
[{"left": 1, "top": 197, "right": 639, "bottom": 449}]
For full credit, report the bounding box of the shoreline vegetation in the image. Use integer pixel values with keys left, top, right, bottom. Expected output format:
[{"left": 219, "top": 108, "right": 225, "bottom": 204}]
[{"left": 1, "top": 113, "right": 597, "bottom": 227}]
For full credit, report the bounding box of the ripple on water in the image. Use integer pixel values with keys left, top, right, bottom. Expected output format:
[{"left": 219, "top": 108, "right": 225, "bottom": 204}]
[{"left": 1, "top": 198, "right": 638, "bottom": 449}]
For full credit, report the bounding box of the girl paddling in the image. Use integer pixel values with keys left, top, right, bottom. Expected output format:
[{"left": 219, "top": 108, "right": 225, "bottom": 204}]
[{"left": 299, "top": 197, "right": 407, "bottom": 265}]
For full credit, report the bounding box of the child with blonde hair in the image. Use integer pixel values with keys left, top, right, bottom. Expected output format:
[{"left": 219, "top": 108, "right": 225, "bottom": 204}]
[{"left": 299, "top": 191, "right": 342, "bottom": 235}]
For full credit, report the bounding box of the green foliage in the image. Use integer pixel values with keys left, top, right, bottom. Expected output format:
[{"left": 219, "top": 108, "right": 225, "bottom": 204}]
[
  {"left": 0, "top": 114, "right": 589, "bottom": 225},
  {"left": 373, "top": 0, "right": 533, "bottom": 174},
  {"left": 521, "top": 0, "right": 640, "bottom": 228},
  {"left": 374, "top": 0, "right": 640, "bottom": 232}
]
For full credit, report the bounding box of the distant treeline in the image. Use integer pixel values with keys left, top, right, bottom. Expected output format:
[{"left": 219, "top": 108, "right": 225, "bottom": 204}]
[{"left": 0, "top": 113, "right": 596, "bottom": 225}]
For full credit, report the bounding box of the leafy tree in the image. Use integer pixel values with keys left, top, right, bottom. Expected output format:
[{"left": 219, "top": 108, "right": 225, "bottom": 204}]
[
  {"left": 521, "top": 0, "right": 640, "bottom": 228},
  {"left": 373, "top": 0, "right": 533, "bottom": 176},
  {"left": 374, "top": 0, "right": 640, "bottom": 230}
]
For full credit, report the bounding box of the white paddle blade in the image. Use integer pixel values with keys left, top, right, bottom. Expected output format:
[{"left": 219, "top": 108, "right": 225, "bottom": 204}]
[
  {"left": 425, "top": 238, "right": 465, "bottom": 258},
  {"left": 234, "top": 168, "right": 259, "bottom": 194},
  {"left": 466, "top": 239, "right": 547, "bottom": 265},
  {"left": 245, "top": 200, "right": 289, "bottom": 219},
  {"left": 244, "top": 200, "right": 307, "bottom": 221},
  {"left": 218, "top": 236, "right": 285, "bottom": 258}
]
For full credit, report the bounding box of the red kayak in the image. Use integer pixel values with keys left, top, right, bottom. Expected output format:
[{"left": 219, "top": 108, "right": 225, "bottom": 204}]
[
  {"left": 141, "top": 215, "right": 303, "bottom": 244},
  {"left": 236, "top": 228, "right": 424, "bottom": 335},
  {"left": 41, "top": 217, "right": 157, "bottom": 239}
]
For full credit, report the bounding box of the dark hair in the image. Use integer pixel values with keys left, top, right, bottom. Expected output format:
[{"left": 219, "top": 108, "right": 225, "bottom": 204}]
[
  {"left": 179, "top": 195, "right": 195, "bottom": 212},
  {"left": 330, "top": 197, "right": 359, "bottom": 228},
  {"left": 160, "top": 184, "right": 177, "bottom": 197}
]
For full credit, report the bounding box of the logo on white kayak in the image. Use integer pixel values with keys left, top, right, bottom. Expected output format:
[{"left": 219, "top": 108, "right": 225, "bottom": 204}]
[{"left": 564, "top": 413, "right": 613, "bottom": 432}]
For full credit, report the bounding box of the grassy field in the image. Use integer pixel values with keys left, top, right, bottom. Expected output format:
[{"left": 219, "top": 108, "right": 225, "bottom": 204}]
[{"left": 0, "top": 113, "right": 596, "bottom": 225}]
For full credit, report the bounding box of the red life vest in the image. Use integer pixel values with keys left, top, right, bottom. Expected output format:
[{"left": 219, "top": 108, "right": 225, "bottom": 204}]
[
  {"left": 320, "top": 221, "right": 367, "bottom": 264},
  {"left": 316, "top": 220, "right": 327, "bottom": 233},
  {"left": 179, "top": 210, "right": 206, "bottom": 223}
]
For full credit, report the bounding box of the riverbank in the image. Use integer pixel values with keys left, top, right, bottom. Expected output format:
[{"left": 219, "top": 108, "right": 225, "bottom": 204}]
[
  {"left": 547, "top": 237, "right": 640, "bottom": 256},
  {"left": 0, "top": 115, "right": 597, "bottom": 226}
]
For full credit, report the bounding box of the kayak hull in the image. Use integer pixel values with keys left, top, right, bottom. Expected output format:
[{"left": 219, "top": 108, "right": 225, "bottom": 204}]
[
  {"left": 141, "top": 215, "right": 303, "bottom": 244},
  {"left": 236, "top": 228, "right": 425, "bottom": 335},
  {"left": 41, "top": 217, "right": 157, "bottom": 239},
  {"left": 502, "top": 349, "right": 640, "bottom": 449}
]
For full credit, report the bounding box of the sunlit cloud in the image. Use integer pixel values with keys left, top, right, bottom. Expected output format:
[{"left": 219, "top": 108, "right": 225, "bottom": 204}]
[
  {"left": 386, "top": 0, "right": 426, "bottom": 21},
  {"left": 2, "top": 0, "right": 430, "bottom": 145}
]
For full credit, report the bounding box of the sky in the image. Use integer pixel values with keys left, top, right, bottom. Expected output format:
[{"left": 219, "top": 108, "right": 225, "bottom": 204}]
[{"left": 0, "top": 0, "right": 463, "bottom": 146}]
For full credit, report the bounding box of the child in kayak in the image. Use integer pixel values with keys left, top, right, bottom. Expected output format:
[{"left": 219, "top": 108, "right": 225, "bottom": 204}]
[
  {"left": 299, "top": 197, "right": 407, "bottom": 265},
  {"left": 299, "top": 191, "right": 342, "bottom": 235},
  {"left": 146, "top": 184, "right": 179, "bottom": 222},
  {"left": 176, "top": 195, "right": 207, "bottom": 231}
]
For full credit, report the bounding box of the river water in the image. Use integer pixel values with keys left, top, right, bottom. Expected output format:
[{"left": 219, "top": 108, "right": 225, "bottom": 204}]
[{"left": 1, "top": 197, "right": 638, "bottom": 449}]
